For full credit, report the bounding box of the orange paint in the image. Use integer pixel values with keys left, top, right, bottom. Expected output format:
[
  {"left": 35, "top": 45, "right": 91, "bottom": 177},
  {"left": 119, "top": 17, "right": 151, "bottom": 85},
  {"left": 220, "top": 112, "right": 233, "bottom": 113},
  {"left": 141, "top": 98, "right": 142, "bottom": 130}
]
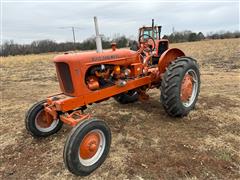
[
  {"left": 181, "top": 74, "right": 193, "bottom": 102},
  {"left": 36, "top": 110, "right": 53, "bottom": 128},
  {"left": 158, "top": 48, "right": 185, "bottom": 74},
  {"left": 80, "top": 132, "right": 100, "bottom": 159},
  {"left": 44, "top": 46, "right": 185, "bottom": 126}
]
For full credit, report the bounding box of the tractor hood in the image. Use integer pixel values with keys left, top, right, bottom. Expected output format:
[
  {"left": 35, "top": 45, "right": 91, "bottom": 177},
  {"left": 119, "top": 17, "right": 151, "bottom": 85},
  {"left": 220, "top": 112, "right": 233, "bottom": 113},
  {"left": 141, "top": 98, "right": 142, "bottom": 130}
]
[
  {"left": 53, "top": 49, "right": 141, "bottom": 97},
  {"left": 53, "top": 49, "right": 138, "bottom": 65}
]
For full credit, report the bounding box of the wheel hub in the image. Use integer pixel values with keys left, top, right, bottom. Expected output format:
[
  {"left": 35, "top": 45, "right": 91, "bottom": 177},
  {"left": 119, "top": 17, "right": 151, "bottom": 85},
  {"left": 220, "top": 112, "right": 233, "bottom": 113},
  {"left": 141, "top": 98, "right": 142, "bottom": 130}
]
[
  {"left": 80, "top": 132, "right": 100, "bottom": 159},
  {"left": 181, "top": 74, "right": 193, "bottom": 102},
  {"left": 36, "top": 110, "right": 53, "bottom": 128}
]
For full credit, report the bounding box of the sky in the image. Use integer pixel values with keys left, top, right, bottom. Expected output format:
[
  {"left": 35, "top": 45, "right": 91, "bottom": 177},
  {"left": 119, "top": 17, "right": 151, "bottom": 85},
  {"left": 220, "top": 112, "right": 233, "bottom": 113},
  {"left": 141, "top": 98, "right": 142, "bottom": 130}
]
[{"left": 1, "top": 0, "right": 239, "bottom": 44}]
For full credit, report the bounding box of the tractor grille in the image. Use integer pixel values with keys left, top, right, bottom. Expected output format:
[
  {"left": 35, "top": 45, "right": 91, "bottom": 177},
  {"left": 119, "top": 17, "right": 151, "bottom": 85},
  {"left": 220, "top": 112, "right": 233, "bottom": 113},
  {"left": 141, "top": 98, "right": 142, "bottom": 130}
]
[{"left": 55, "top": 62, "right": 74, "bottom": 93}]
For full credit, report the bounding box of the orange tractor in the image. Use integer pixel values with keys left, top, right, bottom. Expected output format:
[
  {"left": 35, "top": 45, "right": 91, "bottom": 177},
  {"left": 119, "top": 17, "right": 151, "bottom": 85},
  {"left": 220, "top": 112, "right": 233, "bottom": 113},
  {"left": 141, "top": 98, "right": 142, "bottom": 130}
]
[{"left": 25, "top": 17, "right": 200, "bottom": 176}]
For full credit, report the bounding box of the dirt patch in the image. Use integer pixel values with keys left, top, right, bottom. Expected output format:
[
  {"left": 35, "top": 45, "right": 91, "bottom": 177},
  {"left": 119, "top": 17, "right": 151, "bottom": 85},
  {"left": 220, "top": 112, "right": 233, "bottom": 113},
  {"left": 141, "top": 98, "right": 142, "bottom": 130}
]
[
  {"left": 199, "top": 94, "right": 239, "bottom": 110},
  {"left": 128, "top": 149, "right": 239, "bottom": 179}
]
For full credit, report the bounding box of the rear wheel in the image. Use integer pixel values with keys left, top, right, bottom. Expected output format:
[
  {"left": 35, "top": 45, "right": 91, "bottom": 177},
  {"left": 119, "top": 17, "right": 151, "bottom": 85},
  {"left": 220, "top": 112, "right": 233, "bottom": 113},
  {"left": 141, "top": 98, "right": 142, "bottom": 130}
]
[
  {"left": 25, "top": 100, "right": 63, "bottom": 137},
  {"left": 64, "top": 118, "right": 111, "bottom": 176},
  {"left": 114, "top": 90, "right": 138, "bottom": 104},
  {"left": 160, "top": 57, "right": 200, "bottom": 117}
]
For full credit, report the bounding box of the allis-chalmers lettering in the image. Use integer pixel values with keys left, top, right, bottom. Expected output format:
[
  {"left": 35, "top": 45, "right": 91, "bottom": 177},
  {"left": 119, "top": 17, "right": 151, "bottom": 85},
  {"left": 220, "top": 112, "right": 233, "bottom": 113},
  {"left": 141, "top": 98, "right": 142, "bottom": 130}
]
[{"left": 92, "top": 55, "right": 119, "bottom": 61}]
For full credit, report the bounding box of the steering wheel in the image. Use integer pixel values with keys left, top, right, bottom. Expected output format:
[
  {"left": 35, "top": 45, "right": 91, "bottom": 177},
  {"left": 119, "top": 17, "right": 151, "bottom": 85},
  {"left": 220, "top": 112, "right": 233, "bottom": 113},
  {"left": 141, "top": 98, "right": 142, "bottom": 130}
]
[{"left": 138, "top": 34, "right": 156, "bottom": 52}]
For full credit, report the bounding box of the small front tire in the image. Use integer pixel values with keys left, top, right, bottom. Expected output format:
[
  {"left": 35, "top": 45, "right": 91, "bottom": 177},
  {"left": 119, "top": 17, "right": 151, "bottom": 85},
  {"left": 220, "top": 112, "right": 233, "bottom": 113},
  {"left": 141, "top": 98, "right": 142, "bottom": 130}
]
[
  {"left": 25, "top": 100, "right": 63, "bottom": 137},
  {"left": 63, "top": 118, "right": 111, "bottom": 176}
]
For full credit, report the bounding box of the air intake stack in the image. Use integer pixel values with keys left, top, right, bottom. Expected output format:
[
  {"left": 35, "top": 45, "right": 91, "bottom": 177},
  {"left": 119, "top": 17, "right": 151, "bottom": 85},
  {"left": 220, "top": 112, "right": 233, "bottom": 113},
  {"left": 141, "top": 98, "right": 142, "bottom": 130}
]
[{"left": 94, "top": 16, "right": 103, "bottom": 53}]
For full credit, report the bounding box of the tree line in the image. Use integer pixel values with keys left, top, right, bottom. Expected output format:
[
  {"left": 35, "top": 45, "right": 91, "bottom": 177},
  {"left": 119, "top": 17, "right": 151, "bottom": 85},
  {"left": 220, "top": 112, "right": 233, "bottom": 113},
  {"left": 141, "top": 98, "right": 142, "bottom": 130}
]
[
  {"left": 0, "top": 35, "right": 129, "bottom": 57},
  {"left": 1, "top": 31, "right": 239, "bottom": 56},
  {"left": 163, "top": 30, "right": 240, "bottom": 43}
]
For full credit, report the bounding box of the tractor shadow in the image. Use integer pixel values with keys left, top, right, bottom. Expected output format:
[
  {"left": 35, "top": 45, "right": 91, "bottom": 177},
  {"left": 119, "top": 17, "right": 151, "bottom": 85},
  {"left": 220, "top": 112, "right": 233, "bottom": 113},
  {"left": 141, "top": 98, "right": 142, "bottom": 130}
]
[
  {"left": 109, "top": 96, "right": 183, "bottom": 123},
  {"left": 100, "top": 94, "right": 210, "bottom": 135}
]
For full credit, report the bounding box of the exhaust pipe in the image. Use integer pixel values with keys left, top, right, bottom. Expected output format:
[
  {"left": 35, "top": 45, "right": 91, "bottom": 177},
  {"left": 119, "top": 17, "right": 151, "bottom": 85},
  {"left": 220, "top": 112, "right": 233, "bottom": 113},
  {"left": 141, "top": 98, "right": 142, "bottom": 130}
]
[
  {"left": 152, "top": 19, "right": 154, "bottom": 38},
  {"left": 94, "top": 16, "right": 103, "bottom": 53}
]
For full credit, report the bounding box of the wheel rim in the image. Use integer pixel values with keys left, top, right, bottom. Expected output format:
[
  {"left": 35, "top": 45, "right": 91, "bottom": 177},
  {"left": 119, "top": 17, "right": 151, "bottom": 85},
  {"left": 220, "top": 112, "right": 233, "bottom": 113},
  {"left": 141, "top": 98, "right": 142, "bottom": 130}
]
[
  {"left": 35, "top": 109, "right": 59, "bottom": 132},
  {"left": 180, "top": 69, "right": 198, "bottom": 107},
  {"left": 79, "top": 129, "right": 106, "bottom": 166}
]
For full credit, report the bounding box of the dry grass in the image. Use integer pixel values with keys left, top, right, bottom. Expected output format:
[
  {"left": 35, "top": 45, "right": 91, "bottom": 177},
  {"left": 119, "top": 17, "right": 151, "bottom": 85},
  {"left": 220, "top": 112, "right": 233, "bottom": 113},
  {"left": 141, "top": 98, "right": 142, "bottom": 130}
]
[{"left": 0, "top": 38, "right": 240, "bottom": 179}]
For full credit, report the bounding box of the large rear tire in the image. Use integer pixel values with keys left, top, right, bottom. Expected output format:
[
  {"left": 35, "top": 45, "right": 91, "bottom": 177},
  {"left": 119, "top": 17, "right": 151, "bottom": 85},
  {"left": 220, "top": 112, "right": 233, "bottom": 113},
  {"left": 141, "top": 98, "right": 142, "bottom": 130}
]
[
  {"left": 63, "top": 118, "right": 111, "bottom": 176},
  {"left": 25, "top": 100, "right": 63, "bottom": 137},
  {"left": 160, "top": 57, "right": 200, "bottom": 117}
]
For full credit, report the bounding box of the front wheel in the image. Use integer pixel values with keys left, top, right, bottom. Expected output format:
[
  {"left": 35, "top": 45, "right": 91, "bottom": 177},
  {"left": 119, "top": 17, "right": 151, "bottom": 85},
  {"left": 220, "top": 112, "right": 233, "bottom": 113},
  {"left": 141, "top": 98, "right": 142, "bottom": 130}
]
[
  {"left": 63, "top": 118, "right": 111, "bottom": 176},
  {"left": 25, "top": 100, "right": 63, "bottom": 137},
  {"left": 160, "top": 57, "right": 200, "bottom": 117}
]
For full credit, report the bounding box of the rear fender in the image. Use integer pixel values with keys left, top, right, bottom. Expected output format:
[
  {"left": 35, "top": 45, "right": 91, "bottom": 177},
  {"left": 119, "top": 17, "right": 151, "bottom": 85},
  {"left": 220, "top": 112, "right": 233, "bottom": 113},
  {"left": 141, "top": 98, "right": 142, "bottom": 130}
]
[{"left": 158, "top": 48, "right": 185, "bottom": 74}]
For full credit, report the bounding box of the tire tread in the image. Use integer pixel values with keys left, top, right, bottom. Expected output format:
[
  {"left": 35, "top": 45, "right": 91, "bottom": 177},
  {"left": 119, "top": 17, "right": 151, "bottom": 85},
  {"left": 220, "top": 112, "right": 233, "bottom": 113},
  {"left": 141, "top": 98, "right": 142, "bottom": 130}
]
[{"left": 160, "top": 56, "right": 200, "bottom": 117}]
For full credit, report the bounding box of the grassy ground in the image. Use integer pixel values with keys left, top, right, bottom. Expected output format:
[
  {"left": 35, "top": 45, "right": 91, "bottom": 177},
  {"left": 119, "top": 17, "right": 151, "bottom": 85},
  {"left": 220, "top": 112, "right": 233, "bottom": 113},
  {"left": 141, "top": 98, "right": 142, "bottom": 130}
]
[{"left": 0, "top": 38, "right": 240, "bottom": 179}]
